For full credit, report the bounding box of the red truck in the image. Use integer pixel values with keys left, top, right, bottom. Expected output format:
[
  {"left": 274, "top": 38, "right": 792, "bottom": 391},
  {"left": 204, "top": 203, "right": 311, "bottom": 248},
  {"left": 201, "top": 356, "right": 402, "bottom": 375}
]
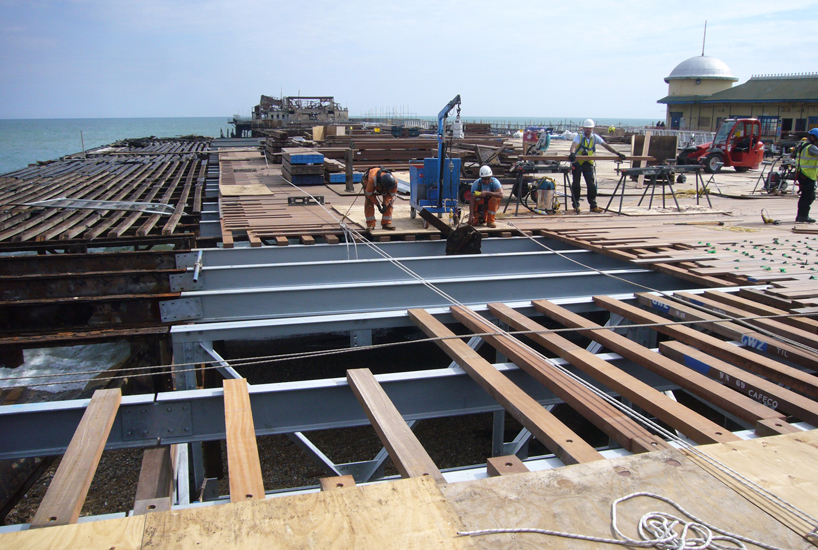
[{"left": 676, "top": 118, "right": 765, "bottom": 173}]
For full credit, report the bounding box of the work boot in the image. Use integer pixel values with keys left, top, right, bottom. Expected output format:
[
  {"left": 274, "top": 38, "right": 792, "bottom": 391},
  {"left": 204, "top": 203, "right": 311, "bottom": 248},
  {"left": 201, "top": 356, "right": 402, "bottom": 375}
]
[
  {"left": 487, "top": 222, "right": 496, "bottom": 228},
  {"left": 382, "top": 224, "right": 396, "bottom": 230},
  {"left": 795, "top": 217, "right": 816, "bottom": 223},
  {"left": 590, "top": 206, "right": 604, "bottom": 213}
]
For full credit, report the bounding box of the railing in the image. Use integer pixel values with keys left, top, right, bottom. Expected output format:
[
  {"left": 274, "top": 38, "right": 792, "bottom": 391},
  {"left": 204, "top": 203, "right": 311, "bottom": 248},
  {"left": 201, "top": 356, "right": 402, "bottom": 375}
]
[{"left": 636, "top": 129, "right": 716, "bottom": 148}]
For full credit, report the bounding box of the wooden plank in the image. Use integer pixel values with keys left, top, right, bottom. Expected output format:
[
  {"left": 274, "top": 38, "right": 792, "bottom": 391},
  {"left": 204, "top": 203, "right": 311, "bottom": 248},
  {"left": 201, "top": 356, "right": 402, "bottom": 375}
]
[
  {"left": 637, "top": 293, "right": 818, "bottom": 375},
  {"left": 319, "top": 475, "right": 356, "bottom": 491},
  {"left": 407, "top": 308, "right": 603, "bottom": 465},
  {"left": 133, "top": 445, "right": 176, "bottom": 516},
  {"left": 755, "top": 418, "right": 803, "bottom": 437},
  {"left": 453, "top": 305, "right": 669, "bottom": 452},
  {"left": 532, "top": 299, "right": 783, "bottom": 425},
  {"left": 346, "top": 368, "right": 445, "bottom": 484},
  {"left": 31, "top": 388, "right": 122, "bottom": 527},
  {"left": 325, "top": 233, "right": 340, "bottom": 245},
  {"left": 482, "top": 303, "right": 737, "bottom": 445},
  {"left": 223, "top": 378, "right": 265, "bottom": 502},
  {"left": 486, "top": 456, "right": 529, "bottom": 477},
  {"left": 595, "top": 295, "right": 818, "bottom": 400},
  {"left": 141, "top": 476, "right": 472, "bottom": 550},
  {"left": 738, "top": 287, "right": 793, "bottom": 310},
  {"left": 659, "top": 340, "right": 818, "bottom": 427},
  {"left": 274, "top": 236, "right": 289, "bottom": 246},
  {"left": 676, "top": 291, "right": 818, "bottom": 347},
  {"left": 704, "top": 290, "right": 818, "bottom": 334}
]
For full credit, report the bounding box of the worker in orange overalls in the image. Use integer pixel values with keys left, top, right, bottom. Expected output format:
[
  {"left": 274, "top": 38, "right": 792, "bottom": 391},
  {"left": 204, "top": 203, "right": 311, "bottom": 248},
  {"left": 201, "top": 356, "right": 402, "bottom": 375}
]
[
  {"left": 468, "top": 165, "right": 503, "bottom": 228},
  {"left": 363, "top": 167, "right": 398, "bottom": 230}
]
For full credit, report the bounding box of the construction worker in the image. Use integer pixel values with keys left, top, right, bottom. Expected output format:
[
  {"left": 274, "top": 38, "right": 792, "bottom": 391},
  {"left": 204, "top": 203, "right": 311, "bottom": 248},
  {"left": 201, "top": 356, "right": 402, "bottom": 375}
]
[
  {"left": 795, "top": 129, "right": 818, "bottom": 223},
  {"left": 468, "top": 165, "right": 503, "bottom": 228},
  {"left": 363, "top": 167, "right": 398, "bottom": 230},
  {"left": 568, "top": 119, "right": 626, "bottom": 213}
]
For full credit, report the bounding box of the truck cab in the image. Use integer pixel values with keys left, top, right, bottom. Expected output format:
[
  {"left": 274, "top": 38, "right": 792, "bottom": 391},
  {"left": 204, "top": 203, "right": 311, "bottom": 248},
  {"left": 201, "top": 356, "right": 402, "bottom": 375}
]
[{"left": 676, "top": 118, "right": 765, "bottom": 173}]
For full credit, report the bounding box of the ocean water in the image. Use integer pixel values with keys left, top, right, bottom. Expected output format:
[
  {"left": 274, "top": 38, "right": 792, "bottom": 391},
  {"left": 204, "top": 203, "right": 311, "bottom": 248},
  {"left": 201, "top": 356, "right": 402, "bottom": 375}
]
[
  {"left": 0, "top": 116, "right": 658, "bottom": 176},
  {"left": 0, "top": 117, "right": 232, "bottom": 175}
]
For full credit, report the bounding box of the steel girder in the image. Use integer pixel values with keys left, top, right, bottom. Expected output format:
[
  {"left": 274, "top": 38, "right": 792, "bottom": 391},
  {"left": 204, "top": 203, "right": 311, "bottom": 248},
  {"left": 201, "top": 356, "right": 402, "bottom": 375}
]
[{"left": 0, "top": 354, "right": 676, "bottom": 461}]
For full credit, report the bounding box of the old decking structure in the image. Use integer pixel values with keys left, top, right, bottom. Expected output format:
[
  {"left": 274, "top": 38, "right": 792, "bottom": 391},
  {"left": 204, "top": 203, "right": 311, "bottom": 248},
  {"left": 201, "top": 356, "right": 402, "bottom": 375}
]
[{"left": 1, "top": 135, "right": 818, "bottom": 547}]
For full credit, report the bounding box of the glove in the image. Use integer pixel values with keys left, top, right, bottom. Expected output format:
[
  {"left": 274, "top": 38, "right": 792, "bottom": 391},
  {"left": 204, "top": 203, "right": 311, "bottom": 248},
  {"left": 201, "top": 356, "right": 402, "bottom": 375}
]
[
  {"left": 618, "top": 153, "right": 627, "bottom": 161},
  {"left": 568, "top": 152, "right": 576, "bottom": 162}
]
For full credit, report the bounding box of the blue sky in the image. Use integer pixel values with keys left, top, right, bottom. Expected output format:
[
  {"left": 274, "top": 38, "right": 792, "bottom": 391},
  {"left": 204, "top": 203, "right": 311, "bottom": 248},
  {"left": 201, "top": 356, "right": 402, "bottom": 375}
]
[{"left": 1, "top": 0, "right": 816, "bottom": 120}]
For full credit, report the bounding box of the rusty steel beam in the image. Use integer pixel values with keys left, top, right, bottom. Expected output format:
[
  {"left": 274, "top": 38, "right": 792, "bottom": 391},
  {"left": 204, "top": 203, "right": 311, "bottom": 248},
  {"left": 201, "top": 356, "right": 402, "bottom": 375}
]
[
  {"left": 0, "top": 270, "right": 181, "bottom": 301},
  {"left": 0, "top": 250, "right": 178, "bottom": 275}
]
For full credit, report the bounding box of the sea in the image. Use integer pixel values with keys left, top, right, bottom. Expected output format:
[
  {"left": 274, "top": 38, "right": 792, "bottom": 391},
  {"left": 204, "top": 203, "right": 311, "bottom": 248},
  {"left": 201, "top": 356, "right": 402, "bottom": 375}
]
[{"left": 0, "top": 116, "right": 658, "bottom": 176}]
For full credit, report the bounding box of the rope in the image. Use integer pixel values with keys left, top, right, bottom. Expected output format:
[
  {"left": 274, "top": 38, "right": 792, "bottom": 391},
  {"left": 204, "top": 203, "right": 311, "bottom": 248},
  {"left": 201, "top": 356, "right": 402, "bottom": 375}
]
[{"left": 458, "top": 492, "right": 790, "bottom": 550}]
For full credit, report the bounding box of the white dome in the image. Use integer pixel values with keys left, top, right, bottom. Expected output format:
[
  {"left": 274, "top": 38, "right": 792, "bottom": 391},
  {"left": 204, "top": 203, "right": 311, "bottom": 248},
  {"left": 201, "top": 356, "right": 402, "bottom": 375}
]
[{"left": 664, "top": 56, "right": 738, "bottom": 83}]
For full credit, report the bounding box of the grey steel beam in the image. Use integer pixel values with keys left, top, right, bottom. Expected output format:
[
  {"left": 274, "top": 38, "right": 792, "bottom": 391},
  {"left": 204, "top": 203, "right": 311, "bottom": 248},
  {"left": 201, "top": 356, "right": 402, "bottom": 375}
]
[
  {"left": 161, "top": 269, "right": 692, "bottom": 323},
  {"left": 175, "top": 237, "right": 577, "bottom": 268},
  {"left": 169, "top": 250, "right": 633, "bottom": 292},
  {"left": 0, "top": 354, "right": 677, "bottom": 461}
]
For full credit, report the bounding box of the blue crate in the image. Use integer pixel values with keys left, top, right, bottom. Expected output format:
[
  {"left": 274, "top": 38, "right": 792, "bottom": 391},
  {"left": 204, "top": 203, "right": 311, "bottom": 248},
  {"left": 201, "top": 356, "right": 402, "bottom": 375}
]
[
  {"left": 290, "top": 174, "right": 325, "bottom": 186},
  {"left": 327, "top": 172, "right": 362, "bottom": 183},
  {"left": 287, "top": 152, "right": 324, "bottom": 165}
]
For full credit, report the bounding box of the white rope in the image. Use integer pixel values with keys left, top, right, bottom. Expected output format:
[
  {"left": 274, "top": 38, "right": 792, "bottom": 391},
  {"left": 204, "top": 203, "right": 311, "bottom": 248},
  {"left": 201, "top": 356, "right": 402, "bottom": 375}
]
[{"left": 458, "top": 492, "right": 790, "bottom": 550}]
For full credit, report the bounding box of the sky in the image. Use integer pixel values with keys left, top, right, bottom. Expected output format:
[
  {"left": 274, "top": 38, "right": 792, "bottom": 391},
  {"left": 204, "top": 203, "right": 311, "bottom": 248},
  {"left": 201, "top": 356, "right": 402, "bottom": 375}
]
[{"left": 1, "top": 0, "right": 816, "bottom": 121}]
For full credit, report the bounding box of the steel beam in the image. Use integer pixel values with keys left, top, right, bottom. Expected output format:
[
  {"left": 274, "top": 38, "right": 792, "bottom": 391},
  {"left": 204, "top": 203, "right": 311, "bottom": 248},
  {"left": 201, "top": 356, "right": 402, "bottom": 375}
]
[
  {"left": 0, "top": 353, "right": 676, "bottom": 461},
  {"left": 161, "top": 269, "right": 691, "bottom": 323},
  {"left": 175, "top": 237, "right": 577, "bottom": 268}
]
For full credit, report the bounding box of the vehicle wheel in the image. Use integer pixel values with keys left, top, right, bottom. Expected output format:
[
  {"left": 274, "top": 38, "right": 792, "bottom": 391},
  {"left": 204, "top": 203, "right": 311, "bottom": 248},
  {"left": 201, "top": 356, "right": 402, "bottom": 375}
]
[
  {"left": 459, "top": 185, "right": 471, "bottom": 204},
  {"left": 703, "top": 153, "right": 723, "bottom": 174},
  {"left": 734, "top": 166, "right": 751, "bottom": 173},
  {"left": 410, "top": 207, "right": 416, "bottom": 219}
]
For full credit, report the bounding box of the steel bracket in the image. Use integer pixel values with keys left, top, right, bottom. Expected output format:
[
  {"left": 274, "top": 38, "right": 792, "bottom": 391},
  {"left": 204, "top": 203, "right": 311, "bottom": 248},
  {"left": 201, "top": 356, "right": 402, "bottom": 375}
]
[{"left": 160, "top": 298, "right": 203, "bottom": 322}]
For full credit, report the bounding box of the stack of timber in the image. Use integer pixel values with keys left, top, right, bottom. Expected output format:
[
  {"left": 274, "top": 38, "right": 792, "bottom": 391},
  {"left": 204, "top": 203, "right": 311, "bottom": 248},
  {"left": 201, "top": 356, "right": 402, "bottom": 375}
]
[
  {"left": 262, "top": 130, "right": 288, "bottom": 164},
  {"left": 280, "top": 148, "right": 324, "bottom": 186}
]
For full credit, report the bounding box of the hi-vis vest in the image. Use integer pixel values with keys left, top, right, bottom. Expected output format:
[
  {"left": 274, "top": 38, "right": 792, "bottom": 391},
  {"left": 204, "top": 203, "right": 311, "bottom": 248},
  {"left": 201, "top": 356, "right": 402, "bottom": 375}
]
[
  {"left": 798, "top": 142, "right": 818, "bottom": 181},
  {"left": 576, "top": 135, "right": 596, "bottom": 164}
]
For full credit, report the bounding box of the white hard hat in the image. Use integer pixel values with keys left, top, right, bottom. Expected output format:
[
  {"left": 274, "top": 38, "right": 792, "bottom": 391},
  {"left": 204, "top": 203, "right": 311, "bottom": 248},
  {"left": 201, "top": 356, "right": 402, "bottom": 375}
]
[
  {"left": 583, "top": 119, "right": 595, "bottom": 129},
  {"left": 479, "top": 166, "right": 493, "bottom": 178}
]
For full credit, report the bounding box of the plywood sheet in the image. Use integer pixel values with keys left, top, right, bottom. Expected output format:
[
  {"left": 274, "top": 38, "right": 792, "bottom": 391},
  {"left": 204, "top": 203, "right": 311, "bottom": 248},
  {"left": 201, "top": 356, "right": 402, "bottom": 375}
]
[
  {"left": 220, "top": 185, "right": 273, "bottom": 196},
  {"left": 142, "top": 476, "right": 474, "bottom": 550},
  {"left": 695, "top": 430, "right": 818, "bottom": 538},
  {"left": 442, "top": 446, "right": 813, "bottom": 549},
  {"left": 0, "top": 515, "right": 146, "bottom": 550}
]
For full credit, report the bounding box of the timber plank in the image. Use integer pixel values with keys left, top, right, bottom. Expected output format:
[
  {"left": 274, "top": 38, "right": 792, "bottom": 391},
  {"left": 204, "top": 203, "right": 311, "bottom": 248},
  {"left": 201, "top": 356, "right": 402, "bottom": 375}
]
[
  {"left": 223, "top": 378, "right": 265, "bottom": 502},
  {"left": 486, "top": 456, "right": 529, "bottom": 477},
  {"left": 133, "top": 446, "right": 175, "bottom": 516},
  {"left": 347, "top": 368, "right": 445, "bottom": 484},
  {"left": 532, "top": 299, "right": 784, "bottom": 425},
  {"left": 483, "top": 303, "right": 737, "bottom": 445},
  {"left": 31, "top": 388, "right": 122, "bottom": 527},
  {"left": 407, "top": 308, "right": 603, "bottom": 465},
  {"left": 676, "top": 291, "right": 818, "bottom": 347},
  {"left": 595, "top": 295, "right": 818, "bottom": 400},
  {"left": 453, "top": 305, "right": 670, "bottom": 452},
  {"left": 659, "top": 341, "right": 818, "bottom": 427},
  {"left": 636, "top": 293, "right": 818, "bottom": 375},
  {"left": 319, "top": 475, "right": 356, "bottom": 491}
]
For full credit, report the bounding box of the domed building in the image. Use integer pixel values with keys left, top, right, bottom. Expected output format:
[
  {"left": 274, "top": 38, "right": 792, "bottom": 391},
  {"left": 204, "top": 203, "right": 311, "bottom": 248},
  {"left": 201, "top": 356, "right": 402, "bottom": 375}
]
[{"left": 658, "top": 55, "right": 818, "bottom": 140}]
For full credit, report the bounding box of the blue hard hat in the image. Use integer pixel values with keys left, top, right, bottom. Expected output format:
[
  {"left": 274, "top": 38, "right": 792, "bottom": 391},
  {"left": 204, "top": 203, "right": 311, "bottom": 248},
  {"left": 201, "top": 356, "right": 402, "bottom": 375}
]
[{"left": 809, "top": 128, "right": 818, "bottom": 140}]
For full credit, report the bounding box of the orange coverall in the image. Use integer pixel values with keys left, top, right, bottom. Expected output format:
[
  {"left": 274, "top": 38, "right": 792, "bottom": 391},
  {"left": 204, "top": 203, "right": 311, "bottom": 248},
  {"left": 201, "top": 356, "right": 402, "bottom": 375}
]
[{"left": 363, "top": 168, "right": 397, "bottom": 229}]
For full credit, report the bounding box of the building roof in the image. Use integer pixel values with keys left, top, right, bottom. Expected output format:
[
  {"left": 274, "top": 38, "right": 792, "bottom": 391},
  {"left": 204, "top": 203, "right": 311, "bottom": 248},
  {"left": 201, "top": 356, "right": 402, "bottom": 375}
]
[
  {"left": 664, "top": 56, "right": 738, "bottom": 83},
  {"left": 658, "top": 73, "right": 818, "bottom": 104}
]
